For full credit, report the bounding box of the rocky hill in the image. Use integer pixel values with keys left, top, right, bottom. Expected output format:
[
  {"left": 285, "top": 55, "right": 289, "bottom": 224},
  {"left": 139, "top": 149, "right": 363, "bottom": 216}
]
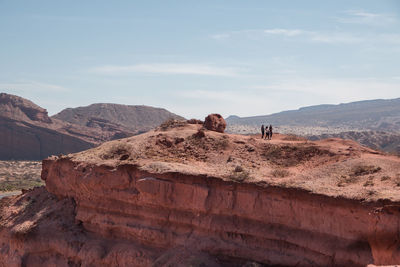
[
  {"left": 226, "top": 98, "right": 400, "bottom": 132},
  {"left": 52, "top": 103, "right": 184, "bottom": 134},
  {"left": 0, "top": 93, "right": 183, "bottom": 160},
  {"left": 1, "top": 120, "right": 400, "bottom": 266}
]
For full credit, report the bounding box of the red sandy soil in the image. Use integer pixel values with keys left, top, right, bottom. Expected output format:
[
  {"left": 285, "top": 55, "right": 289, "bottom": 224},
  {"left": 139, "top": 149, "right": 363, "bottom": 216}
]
[{"left": 69, "top": 122, "right": 400, "bottom": 202}]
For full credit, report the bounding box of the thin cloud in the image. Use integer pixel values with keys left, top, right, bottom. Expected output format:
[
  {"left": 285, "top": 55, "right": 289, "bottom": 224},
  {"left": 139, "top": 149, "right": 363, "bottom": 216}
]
[
  {"left": 211, "top": 28, "right": 400, "bottom": 45},
  {"left": 263, "top": 28, "right": 308, "bottom": 36},
  {"left": 89, "top": 63, "right": 242, "bottom": 77},
  {"left": 211, "top": 33, "right": 231, "bottom": 40},
  {"left": 0, "top": 81, "right": 68, "bottom": 93},
  {"left": 255, "top": 78, "right": 400, "bottom": 99},
  {"left": 337, "top": 10, "right": 397, "bottom": 25},
  {"left": 310, "top": 32, "right": 362, "bottom": 44}
]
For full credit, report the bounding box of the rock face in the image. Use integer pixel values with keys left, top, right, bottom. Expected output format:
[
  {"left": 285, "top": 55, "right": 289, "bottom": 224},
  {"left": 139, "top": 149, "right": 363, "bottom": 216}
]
[
  {"left": 204, "top": 113, "right": 226, "bottom": 133},
  {"left": 0, "top": 93, "right": 52, "bottom": 123},
  {"left": 1, "top": 124, "right": 400, "bottom": 266},
  {"left": 0, "top": 93, "right": 94, "bottom": 160},
  {"left": 0, "top": 117, "right": 93, "bottom": 160}
]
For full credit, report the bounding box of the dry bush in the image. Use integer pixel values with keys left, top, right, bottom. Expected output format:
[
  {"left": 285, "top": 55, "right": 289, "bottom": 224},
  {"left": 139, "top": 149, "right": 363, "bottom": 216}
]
[
  {"left": 282, "top": 134, "right": 307, "bottom": 141},
  {"left": 261, "top": 144, "right": 333, "bottom": 167},
  {"left": 381, "top": 175, "right": 391, "bottom": 181},
  {"left": 363, "top": 177, "right": 374, "bottom": 187},
  {"left": 271, "top": 169, "right": 290, "bottom": 178},
  {"left": 229, "top": 167, "right": 251, "bottom": 182},
  {"left": 214, "top": 136, "right": 230, "bottom": 150},
  {"left": 187, "top": 119, "right": 203, "bottom": 124},
  {"left": 351, "top": 165, "right": 381, "bottom": 177},
  {"left": 102, "top": 143, "right": 131, "bottom": 160},
  {"left": 394, "top": 174, "right": 400, "bottom": 186},
  {"left": 158, "top": 119, "right": 187, "bottom": 131},
  {"left": 337, "top": 175, "right": 359, "bottom": 187}
]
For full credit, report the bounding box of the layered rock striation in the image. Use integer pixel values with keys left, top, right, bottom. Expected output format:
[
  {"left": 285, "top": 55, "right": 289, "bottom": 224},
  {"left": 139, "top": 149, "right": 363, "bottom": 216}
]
[{"left": 2, "top": 122, "right": 400, "bottom": 266}]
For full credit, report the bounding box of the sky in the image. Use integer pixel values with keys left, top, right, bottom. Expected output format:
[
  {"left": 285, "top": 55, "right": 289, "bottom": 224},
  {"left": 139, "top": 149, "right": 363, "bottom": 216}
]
[{"left": 1, "top": 0, "right": 400, "bottom": 119}]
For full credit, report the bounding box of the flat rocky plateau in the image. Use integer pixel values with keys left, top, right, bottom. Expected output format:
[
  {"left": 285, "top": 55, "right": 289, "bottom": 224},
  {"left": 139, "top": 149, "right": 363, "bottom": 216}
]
[{"left": 1, "top": 121, "right": 400, "bottom": 266}]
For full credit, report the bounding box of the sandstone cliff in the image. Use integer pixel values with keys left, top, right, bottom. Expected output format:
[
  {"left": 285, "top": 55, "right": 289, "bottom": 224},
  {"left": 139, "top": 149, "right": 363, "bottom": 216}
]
[{"left": 1, "top": 122, "right": 400, "bottom": 266}]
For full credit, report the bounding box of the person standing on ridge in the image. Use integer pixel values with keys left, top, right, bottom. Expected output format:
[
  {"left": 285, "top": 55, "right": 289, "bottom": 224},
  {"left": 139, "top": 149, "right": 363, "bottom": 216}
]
[
  {"left": 261, "top": 124, "right": 265, "bottom": 139},
  {"left": 269, "top": 124, "right": 273, "bottom": 140},
  {"left": 265, "top": 125, "right": 270, "bottom": 140}
]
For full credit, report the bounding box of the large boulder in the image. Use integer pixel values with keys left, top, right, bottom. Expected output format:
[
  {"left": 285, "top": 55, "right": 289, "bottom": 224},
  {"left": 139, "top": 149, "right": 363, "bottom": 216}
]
[{"left": 203, "top": 114, "right": 226, "bottom": 133}]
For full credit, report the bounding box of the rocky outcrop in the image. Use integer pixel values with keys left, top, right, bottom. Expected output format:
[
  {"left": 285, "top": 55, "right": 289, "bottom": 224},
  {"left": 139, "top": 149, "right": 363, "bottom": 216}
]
[
  {"left": 2, "top": 124, "right": 400, "bottom": 266},
  {"left": 204, "top": 113, "right": 226, "bottom": 133},
  {"left": 0, "top": 93, "right": 52, "bottom": 123}
]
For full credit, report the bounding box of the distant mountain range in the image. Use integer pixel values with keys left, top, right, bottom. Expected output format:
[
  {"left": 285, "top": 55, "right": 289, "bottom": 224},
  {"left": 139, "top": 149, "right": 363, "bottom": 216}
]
[
  {"left": 226, "top": 98, "right": 400, "bottom": 132},
  {"left": 0, "top": 93, "right": 183, "bottom": 160},
  {"left": 308, "top": 131, "right": 400, "bottom": 155},
  {"left": 226, "top": 98, "right": 400, "bottom": 154}
]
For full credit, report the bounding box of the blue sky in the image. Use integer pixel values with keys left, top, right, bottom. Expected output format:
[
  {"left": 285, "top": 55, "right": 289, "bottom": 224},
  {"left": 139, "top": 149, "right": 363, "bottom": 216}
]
[{"left": 1, "top": 1, "right": 399, "bottom": 119}]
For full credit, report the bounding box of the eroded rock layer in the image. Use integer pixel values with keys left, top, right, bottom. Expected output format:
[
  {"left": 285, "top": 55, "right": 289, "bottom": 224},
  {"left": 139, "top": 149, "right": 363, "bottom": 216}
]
[
  {"left": 39, "top": 159, "right": 400, "bottom": 266},
  {"left": 1, "top": 123, "right": 400, "bottom": 266}
]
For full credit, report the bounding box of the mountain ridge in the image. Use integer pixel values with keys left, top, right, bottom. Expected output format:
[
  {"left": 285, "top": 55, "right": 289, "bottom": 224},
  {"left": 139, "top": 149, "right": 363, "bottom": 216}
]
[{"left": 0, "top": 93, "right": 184, "bottom": 160}]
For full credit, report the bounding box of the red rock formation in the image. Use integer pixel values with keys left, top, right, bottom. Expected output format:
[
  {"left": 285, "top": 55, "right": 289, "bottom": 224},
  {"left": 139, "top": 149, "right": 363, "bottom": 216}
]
[
  {"left": 0, "top": 93, "right": 52, "bottom": 123},
  {"left": 1, "top": 124, "right": 400, "bottom": 266},
  {"left": 0, "top": 93, "right": 184, "bottom": 160},
  {"left": 204, "top": 113, "right": 226, "bottom": 133}
]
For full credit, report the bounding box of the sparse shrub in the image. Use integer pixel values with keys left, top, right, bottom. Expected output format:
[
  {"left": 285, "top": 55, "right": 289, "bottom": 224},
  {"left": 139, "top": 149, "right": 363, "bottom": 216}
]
[
  {"left": 234, "top": 165, "right": 243, "bottom": 172},
  {"left": 102, "top": 143, "right": 131, "bottom": 160},
  {"left": 271, "top": 169, "right": 290, "bottom": 178},
  {"left": 192, "top": 129, "right": 205, "bottom": 139},
  {"left": 337, "top": 175, "right": 358, "bottom": 187},
  {"left": 351, "top": 165, "right": 381, "bottom": 176},
  {"left": 187, "top": 119, "right": 203, "bottom": 124},
  {"left": 381, "top": 175, "right": 391, "bottom": 181},
  {"left": 158, "top": 119, "right": 187, "bottom": 131},
  {"left": 282, "top": 134, "right": 307, "bottom": 141},
  {"left": 261, "top": 144, "right": 333, "bottom": 167},
  {"left": 394, "top": 174, "right": 400, "bottom": 186},
  {"left": 229, "top": 168, "right": 250, "bottom": 182},
  {"left": 216, "top": 136, "right": 230, "bottom": 150},
  {"left": 363, "top": 177, "right": 374, "bottom": 187},
  {"left": 147, "top": 162, "right": 169, "bottom": 173}
]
